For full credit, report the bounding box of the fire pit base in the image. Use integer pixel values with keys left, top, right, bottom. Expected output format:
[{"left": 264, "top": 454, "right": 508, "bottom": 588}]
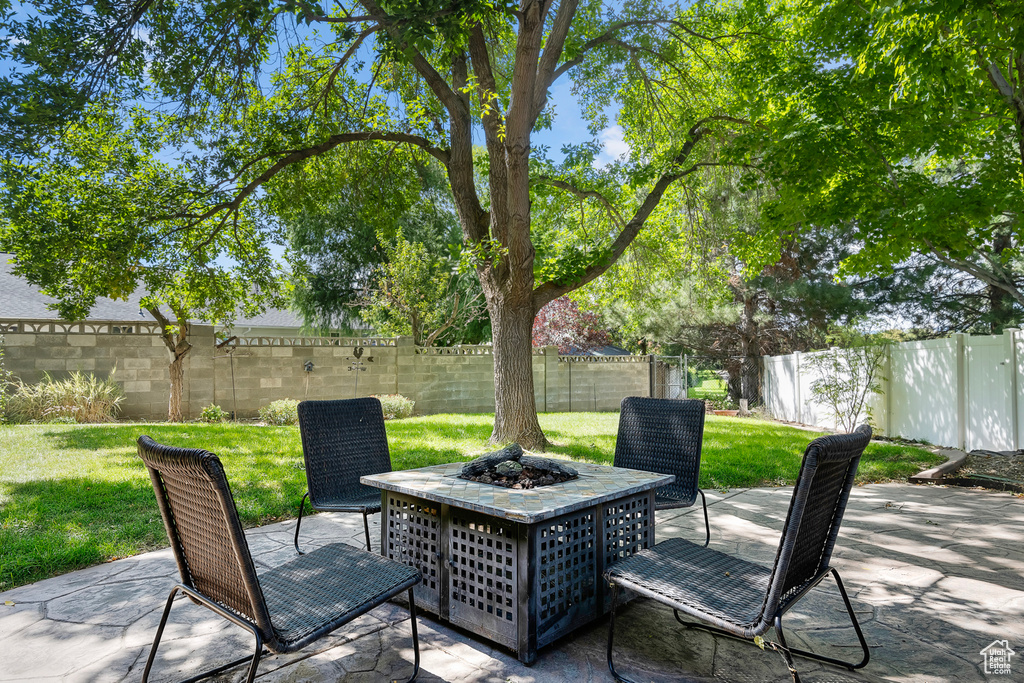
[{"left": 377, "top": 463, "right": 662, "bottom": 664}]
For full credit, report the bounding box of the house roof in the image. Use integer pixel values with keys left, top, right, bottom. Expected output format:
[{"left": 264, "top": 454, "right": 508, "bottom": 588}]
[
  {"left": 0, "top": 255, "right": 304, "bottom": 328},
  {"left": 585, "top": 344, "right": 632, "bottom": 356}
]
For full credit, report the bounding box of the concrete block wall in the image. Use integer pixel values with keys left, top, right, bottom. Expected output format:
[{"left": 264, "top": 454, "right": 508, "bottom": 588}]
[
  {"left": 1, "top": 319, "right": 653, "bottom": 420},
  {"left": 213, "top": 339, "right": 400, "bottom": 416},
  {"left": 410, "top": 346, "right": 497, "bottom": 413},
  {"left": 1, "top": 320, "right": 172, "bottom": 420},
  {"left": 545, "top": 355, "right": 651, "bottom": 412}
]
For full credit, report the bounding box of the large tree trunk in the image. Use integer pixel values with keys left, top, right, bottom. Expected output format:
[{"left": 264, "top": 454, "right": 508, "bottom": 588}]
[{"left": 487, "top": 289, "right": 546, "bottom": 449}]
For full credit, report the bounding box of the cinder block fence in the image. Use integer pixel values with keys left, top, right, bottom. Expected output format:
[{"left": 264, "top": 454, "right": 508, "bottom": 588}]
[{"left": 0, "top": 319, "right": 652, "bottom": 420}]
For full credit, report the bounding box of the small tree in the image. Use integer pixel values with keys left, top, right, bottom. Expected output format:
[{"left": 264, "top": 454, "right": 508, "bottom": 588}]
[
  {"left": 360, "top": 229, "right": 485, "bottom": 346},
  {"left": 0, "top": 106, "right": 288, "bottom": 421},
  {"left": 807, "top": 338, "right": 887, "bottom": 433},
  {"left": 532, "top": 297, "right": 611, "bottom": 354}
]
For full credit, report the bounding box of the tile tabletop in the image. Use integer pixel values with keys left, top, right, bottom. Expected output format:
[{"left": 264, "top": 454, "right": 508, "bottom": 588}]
[{"left": 362, "top": 461, "right": 673, "bottom": 523}]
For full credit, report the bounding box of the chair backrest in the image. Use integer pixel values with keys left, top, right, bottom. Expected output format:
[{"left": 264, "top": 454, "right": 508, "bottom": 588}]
[
  {"left": 137, "top": 435, "right": 274, "bottom": 638},
  {"left": 761, "top": 424, "right": 872, "bottom": 621},
  {"left": 613, "top": 397, "right": 706, "bottom": 505},
  {"left": 297, "top": 397, "right": 392, "bottom": 505}
]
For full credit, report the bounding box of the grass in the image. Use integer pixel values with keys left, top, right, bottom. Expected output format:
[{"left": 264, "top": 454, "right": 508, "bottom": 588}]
[
  {"left": 687, "top": 378, "right": 728, "bottom": 400},
  {"left": 0, "top": 414, "right": 943, "bottom": 592}
]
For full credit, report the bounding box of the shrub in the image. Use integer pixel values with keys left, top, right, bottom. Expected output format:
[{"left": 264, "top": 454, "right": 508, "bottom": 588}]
[
  {"left": 199, "top": 404, "right": 229, "bottom": 423},
  {"left": 705, "top": 397, "right": 739, "bottom": 411},
  {"left": 259, "top": 398, "right": 299, "bottom": 426},
  {"left": 373, "top": 394, "right": 415, "bottom": 420},
  {"left": 807, "top": 341, "right": 886, "bottom": 433},
  {"left": 7, "top": 370, "right": 125, "bottom": 423}
]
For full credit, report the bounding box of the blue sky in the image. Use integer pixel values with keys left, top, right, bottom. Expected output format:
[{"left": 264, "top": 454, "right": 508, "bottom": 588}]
[{"left": 535, "top": 78, "right": 627, "bottom": 166}]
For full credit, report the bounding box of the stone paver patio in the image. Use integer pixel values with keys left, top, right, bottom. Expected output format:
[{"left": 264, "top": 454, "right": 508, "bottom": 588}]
[{"left": 2, "top": 483, "right": 1021, "bottom": 682}]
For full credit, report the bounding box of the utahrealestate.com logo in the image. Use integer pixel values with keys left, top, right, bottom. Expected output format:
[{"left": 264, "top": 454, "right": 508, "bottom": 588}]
[{"left": 981, "top": 640, "right": 1015, "bottom": 675}]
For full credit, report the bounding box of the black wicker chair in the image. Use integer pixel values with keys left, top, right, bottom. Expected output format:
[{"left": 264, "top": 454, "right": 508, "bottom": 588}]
[
  {"left": 605, "top": 424, "right": 873, "bottom": 683},
  {"left": 137, "top": 435, "right": 421, "bottom": 683},
  {"left": 614, "top": 397, "right": 710, "bottom": 546},
  {"left": 294, "top": 397, "right": 392, "bottom": 554}
]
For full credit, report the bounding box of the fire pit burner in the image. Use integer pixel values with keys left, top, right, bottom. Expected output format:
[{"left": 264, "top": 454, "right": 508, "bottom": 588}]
[{"left": 459, "top": 443, "right": 578, "bottom": 489}]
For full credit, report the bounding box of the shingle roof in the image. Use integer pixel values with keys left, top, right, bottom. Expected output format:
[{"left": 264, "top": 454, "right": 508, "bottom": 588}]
[{"left": 0, "top": 255, "right": 303, "bottom": 328}]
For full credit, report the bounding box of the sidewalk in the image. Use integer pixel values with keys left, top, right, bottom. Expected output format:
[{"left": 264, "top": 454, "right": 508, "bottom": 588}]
[{"left": 2, "top": 483, "right": 1022, "bottom": 682}]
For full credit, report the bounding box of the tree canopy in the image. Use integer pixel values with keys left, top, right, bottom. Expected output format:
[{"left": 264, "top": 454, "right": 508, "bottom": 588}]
[
  {"left": 734, "top": 0, "right": 1024, "bottom": 330},
  {"left": 1, "top": 0, "right": 762, "bottom": 447},
  {"left": 0, "top": 104, "right": 288, "bottom": 419}
]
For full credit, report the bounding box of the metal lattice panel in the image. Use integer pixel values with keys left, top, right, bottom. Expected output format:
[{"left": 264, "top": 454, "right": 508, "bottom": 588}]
[
  {"left": 448, "top": 510, "right": 519, "bottom": 647},
  {"left": 385, "top": 493, "right": 441, "bottom": 612},
  {"left": 603, "top": 492, "right": 652, "bottom": 567},
  {"left": 535, "top": 508, "right": 598, "bottom": 647}
]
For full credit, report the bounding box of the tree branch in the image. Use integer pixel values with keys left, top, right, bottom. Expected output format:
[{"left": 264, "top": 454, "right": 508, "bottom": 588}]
[
  {"left": 532, "top": 118, "right": 736, "bottom": 310},
  {"left": 531, "top": 176, "right": 628, "bottom": 230},
  {"left": 923, "top": 239, "right": 1024, "bottom": 307},
  {"left": 549, "top": 18, "right": 736, "bottom": 83},
  {"left": 532, "top": 0, "right": 578, "bottom": 121},
  {"left": 358, "top": 0, "right": 465, "bottom": 116},
  {"left": 172, "top": 131, "right": 450, "bottom": 223}
]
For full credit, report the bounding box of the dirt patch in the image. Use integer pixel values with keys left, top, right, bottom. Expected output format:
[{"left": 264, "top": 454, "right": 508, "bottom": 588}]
[
  {"left": 947, "top": 450, "right": 1024, "bottom": 493},
  {"left": 959, "top": 450, "right": 1024, "bottom": 481}
]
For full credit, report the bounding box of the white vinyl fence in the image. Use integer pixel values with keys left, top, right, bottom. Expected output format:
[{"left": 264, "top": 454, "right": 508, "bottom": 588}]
[{"left": 763, "top": 329, "right": 1023, "bottom": 452}]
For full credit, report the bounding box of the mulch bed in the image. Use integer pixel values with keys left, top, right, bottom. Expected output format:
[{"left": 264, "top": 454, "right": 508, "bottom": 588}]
[{"left": 948, "top": 450, "right": 1024, "bottom": 493}]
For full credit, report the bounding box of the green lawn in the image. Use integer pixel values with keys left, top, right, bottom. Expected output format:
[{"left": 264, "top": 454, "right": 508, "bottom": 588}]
[
  {"left": 687, "top": 378, "right": 728, "bottom": 400},
  {"left": 0, "top": 414, "right": 942, "bottom": 591}
]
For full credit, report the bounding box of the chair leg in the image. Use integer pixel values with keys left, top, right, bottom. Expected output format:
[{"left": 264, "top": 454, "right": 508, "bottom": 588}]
[
  {"left": 606, "top": 582, "right": 646, "bottom": 683},
  {"left": 363, "top": 510, "right": 373, "bottom": 553},
  {"left": 774, "top": 568, "right": 870, "bottom": 670},
  {"left": 143, "top": 586, "right": 265, "bottom": 683},
  {"left": 767, "top": 631, "right": 802, "bottom": 683},
  {"left": 697, "top": 488, "right": 710, "bottom": 547},
  {"left": 672, "top": 611, "right": 802, "bottom": 681},
  {"left": 294, "top": 492, "right": 309, "bottom": 555},
  {"left": 391, "top": 587, "right": 421, "bottom": 683}
]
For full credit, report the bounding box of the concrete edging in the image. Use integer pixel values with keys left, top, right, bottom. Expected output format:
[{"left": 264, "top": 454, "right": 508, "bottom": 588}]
[{"left": 909, "top": 448, "right": 968, "bottom": 483}]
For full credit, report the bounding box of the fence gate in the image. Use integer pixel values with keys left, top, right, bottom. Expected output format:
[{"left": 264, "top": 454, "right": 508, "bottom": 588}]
[
  {"left": 652, "top": 355, "right": 763, "bottom": 407},
  {"left": 651, "top": 356, "right": 684, "bottom": 399}
]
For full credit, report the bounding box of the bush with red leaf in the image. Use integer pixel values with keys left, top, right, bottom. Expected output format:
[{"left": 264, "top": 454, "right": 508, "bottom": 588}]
[{"left": 532, "top": 297, "right": 612, "bottom": 354}]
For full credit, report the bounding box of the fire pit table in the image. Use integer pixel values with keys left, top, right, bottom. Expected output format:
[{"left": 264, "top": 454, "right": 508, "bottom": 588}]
[{"left": 361, "top": 461, "right": 673, "bottom": 663}]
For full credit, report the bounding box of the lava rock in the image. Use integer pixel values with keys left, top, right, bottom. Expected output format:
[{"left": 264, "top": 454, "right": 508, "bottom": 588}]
[
  {"left": 461, "top": 443, "right": 523, "bottom": 476},
  {"left": 520, "top": 455, "right": 578, "bottom": 478},
  {"left": 495, "top": 460, "right": 523, "bottom": 477}
]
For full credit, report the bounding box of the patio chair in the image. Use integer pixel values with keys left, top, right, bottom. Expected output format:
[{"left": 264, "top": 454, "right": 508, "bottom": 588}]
[
  {"left": 137, "top": 435, "right": 421, "bottom": 683},
  {"left": 294, "top": 397, "right": 392, "bottom": 554},
  {"left": 614, "top": 396, "right": 710, "bottom": 546},
  {"left": 605, "top": 424, "right": 873, "bottom": 683}
]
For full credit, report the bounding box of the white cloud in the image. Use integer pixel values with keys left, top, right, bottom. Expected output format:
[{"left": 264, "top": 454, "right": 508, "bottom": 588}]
[{"left": 592, "top": 125, "right": 631, "bottom": 168}]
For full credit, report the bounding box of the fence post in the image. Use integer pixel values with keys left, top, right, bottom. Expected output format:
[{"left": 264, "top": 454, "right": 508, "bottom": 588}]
[
  {"left": 682, "top": 354, "right": 688, "bottom": 399},
  {"left": 761, "top": 354, "right": 769, "bottom": 416},
  {"left": 884, "top": 343, "right": 893, "bottom": 438},
  {"left": 543, "top": 346, "right": 559, "bottom": 412},
  {"left": 1006, "top": 328, "right": 1020, "bottom": 451},
  {"left": 794, "top": 351, "right": 803, "bottom": 425},
  {"left": 648, "top": 354, "right": 655, "bottom": 398},
  {"left": 955, "top": 333, "right": 968, "bottom": 451}
]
